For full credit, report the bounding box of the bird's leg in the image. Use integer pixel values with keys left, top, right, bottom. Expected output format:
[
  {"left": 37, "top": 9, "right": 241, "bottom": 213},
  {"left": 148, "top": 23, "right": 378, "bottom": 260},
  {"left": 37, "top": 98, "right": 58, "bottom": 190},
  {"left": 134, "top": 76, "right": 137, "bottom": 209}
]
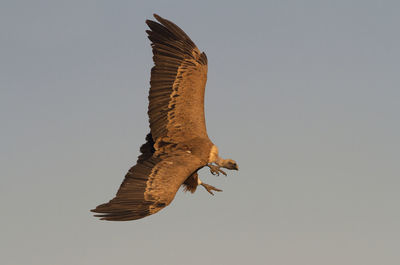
[
  {"left": 201, "top": 183, "right": 222, "bottom": 195},
  {"left": 207, "top": 163, "right": 227, "bottom": 176},
  {"left": 198, "top": 178, "right": 222, "bottom": 195}
]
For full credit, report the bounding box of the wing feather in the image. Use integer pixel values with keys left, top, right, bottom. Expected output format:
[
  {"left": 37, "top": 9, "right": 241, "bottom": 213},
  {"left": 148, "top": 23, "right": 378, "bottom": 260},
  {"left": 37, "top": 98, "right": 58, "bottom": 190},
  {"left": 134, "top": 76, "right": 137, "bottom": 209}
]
[
  {"left": 91, "top": 151, "right": 203, "bottom": 221},
  {"left": 146, "top": 14, "right": 209, "bottom": 146}
]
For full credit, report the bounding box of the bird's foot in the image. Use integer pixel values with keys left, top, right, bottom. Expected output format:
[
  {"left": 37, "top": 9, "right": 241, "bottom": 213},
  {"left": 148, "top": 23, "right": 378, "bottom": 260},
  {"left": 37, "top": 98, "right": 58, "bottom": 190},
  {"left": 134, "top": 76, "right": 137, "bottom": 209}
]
[
  {"left": 207, "top": 164, "right": 227, "bottom": 176},
  {"left": 200, "top": 182, "right": 223, "bottom": 196}
]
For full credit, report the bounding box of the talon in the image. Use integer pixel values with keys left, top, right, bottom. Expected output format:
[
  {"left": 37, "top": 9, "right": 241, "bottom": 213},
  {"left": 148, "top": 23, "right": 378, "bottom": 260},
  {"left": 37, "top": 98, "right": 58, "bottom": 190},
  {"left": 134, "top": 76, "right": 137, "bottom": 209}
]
[
  {"left": 208, "top": 164, "right": 218, "bottom": 175},
  {"left": 201, "top": 183, "right": 222, "bottom": 196},
  {"left": 207, "top": 164, "right": 227, "bottom": 176}
]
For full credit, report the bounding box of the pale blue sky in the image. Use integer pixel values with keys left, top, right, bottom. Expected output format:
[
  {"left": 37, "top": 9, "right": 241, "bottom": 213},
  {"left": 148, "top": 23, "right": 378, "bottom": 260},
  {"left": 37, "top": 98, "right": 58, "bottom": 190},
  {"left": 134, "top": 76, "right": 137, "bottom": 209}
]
[{"left": 1, "top": 1, "right": 399, "bottom": 264}]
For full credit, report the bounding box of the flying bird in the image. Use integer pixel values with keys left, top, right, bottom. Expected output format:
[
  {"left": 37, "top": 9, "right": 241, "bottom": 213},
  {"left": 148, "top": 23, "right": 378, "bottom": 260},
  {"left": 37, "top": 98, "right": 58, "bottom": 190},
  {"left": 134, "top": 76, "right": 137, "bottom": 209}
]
[{"left": 91, "top": 14, "right": 238, "bottom": 221}]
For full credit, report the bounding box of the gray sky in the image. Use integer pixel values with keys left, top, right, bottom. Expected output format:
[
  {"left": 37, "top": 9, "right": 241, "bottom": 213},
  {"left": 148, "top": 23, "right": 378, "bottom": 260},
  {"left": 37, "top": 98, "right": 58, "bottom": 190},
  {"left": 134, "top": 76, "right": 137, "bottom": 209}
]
[{"left": 1, "top": 1, "right": 399, "bottom": 264}]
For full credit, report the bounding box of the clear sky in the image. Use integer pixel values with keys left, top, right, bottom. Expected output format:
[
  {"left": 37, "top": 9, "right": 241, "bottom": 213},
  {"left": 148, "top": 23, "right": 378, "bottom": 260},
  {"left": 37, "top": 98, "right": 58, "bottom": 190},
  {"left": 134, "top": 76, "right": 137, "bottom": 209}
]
[{"left": 1, "top": 1, "right": 399, "bottom": 264}]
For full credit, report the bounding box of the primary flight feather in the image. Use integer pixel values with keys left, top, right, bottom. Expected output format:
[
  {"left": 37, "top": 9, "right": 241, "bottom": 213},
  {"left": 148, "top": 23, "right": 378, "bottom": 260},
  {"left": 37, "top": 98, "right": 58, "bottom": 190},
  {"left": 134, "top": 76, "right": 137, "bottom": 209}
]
[{"left": 91, "top": 14, "right": 238, "bottom": 221}]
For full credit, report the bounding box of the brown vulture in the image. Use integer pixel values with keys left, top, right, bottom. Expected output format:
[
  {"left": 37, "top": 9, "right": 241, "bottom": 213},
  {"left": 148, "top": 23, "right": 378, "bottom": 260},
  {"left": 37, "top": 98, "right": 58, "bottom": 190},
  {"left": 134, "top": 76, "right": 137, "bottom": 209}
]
[{"left": 91, "top": 14, "right": 238, "bottom": 221}]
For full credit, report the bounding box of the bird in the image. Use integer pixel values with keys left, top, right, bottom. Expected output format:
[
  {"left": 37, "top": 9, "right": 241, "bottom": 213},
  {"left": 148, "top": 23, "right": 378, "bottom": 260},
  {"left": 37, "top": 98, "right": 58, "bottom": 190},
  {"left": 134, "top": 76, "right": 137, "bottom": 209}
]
[{"left": 91, "top": 14, "right": 239, "bottom": 221}]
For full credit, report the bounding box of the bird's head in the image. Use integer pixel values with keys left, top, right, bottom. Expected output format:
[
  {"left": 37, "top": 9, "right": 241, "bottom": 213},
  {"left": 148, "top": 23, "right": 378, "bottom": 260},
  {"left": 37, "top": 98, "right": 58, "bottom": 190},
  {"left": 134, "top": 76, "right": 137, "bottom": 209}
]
[{"left": 222, "top": 159, "right": 239, "bottom": 170}]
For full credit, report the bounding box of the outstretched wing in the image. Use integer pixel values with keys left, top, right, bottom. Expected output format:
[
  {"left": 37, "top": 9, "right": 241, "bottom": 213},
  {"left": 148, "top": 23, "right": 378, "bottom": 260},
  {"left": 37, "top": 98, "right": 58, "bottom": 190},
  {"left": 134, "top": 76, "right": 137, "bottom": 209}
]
[
  {"left": 91, "top": 149, "right": 204, "bottom": 221},
  {"left": 146, "top": 14, "right": 209, "bottom": 146}
]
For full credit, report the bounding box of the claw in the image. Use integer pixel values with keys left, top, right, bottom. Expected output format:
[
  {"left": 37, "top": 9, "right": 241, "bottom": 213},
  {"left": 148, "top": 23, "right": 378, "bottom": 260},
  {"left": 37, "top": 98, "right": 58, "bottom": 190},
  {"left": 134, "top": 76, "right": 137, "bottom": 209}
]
[
  {"left": 207, "top": 164, "right": 227, "bottom": 176},
  {"left": 201, "top": 182, "right": 223, "bottom": 195}
]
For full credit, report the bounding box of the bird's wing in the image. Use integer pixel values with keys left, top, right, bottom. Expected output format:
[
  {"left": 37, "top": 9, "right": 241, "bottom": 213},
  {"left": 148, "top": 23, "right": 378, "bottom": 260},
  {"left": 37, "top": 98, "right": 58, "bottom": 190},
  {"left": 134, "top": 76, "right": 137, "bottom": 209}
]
[
  {"left": 91, "top": 149, "right": 204, "bottom": 221},
  {"left": 146, "top": 14, "right": 209, "bottom": 146}
]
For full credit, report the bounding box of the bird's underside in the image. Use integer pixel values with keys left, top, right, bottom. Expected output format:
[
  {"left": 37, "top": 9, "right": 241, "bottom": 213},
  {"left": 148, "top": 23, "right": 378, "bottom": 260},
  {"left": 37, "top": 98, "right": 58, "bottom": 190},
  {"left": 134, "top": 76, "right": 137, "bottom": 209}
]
[{"left": 91, "top": 14, "right": 238, "bottom": 221}]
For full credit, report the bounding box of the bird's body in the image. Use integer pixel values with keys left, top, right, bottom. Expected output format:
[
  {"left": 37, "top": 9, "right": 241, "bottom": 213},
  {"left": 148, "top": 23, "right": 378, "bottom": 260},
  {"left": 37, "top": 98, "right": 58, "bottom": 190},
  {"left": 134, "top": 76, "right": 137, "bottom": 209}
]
[{"left": 91, "top": 14, "right": 238, "bottom": 221}]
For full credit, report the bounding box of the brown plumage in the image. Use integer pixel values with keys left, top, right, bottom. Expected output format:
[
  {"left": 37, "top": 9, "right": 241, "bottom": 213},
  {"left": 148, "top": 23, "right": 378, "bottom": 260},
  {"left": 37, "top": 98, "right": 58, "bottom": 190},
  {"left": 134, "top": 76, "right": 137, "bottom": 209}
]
[
  {"left": 91, "top": 14, "right": 238, "bottom": 221},
  {"left": 183, "top": 172, "right": 200, "bottom": 193}
]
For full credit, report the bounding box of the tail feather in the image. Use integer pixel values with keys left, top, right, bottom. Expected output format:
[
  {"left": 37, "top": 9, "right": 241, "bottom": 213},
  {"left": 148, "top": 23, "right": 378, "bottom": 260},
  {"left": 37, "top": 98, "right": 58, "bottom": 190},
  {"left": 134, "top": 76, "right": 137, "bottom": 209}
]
[{"left": 182, "top": 172, "right": 199, "bottom": 193}]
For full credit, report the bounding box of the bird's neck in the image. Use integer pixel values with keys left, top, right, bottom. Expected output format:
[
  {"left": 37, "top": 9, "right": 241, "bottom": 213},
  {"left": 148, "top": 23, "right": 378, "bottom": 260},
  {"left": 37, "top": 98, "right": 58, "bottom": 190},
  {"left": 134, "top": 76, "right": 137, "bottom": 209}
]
[{"left": 215, "top": 157, "right": 228, "bottom": 168}]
